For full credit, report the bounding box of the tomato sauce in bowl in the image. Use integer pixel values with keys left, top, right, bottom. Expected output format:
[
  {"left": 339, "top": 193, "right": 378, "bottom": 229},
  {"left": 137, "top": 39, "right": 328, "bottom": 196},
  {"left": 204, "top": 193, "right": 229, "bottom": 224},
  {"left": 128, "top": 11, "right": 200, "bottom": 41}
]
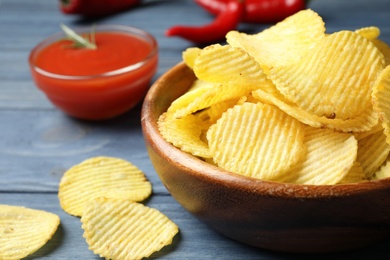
[{"left": 29, "top": 25, "right": 158, "bottom": 120}]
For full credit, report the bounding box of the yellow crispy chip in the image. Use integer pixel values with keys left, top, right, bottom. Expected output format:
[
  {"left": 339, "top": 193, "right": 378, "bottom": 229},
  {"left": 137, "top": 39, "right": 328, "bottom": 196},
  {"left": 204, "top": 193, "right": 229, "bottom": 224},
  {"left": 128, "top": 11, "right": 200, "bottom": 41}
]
[
  {"left": 356, "top": 130, "right": 390, "bottom": 178},
  {"left": 196, "top": 98, "right": 245, "bottom": 144},
  {"left": 0, "top": 205, "right": 60, "bottom": 260},
  {"left": 158, "top": 111, "right": 211, "bottom": 158},
  {"left": 252, "top": 88, "right": 379, "bottom": 133},
  {"left": 372, "top": 65, "right": 390, "bottom": 144},
  {"left": 353, "top": 123, "right": 383, "bottom": 140},
  {"left": 167, "top": 79, "right": 215, "bottom": 115},
  {"left": 207, "top": 102, "right": 305, "bottom": 180},
  {"left": 226, "top": 9, "right": 325, "bottom": 74},
  {"left": 172, "top": 82, "right": 257, "bottom": 119},
  {"left": 338, "top": 162, "right": 367, "bottom": 184},
  {"left": 200, "top": 98, "right": 244, "bottom": 124},
  {"left": 372, "top": 38, "right": 390, "bottom": 66},
  {"left": 279, "top": 126, "right": 358, "bottom": 185},
  {"left": 355, "top": 26, "right": 380, "bottom": 40},
  {"left": 58, "top": 156, "right": 152, "bottom": 217},
  {"left": 81, "top": 197, "right": 179, "bottom": 260},
  {"left": 193, "top": 44, "right": 274, "bottom": 92},
  {"left": 269, "top": 30, "right": 385, "bottom": 120},
  {"left": 372, "top": 159, "right": 390, "bottom": 180},
  {"left": 182, "top": 47, "right": 201, "bottom": 69}
]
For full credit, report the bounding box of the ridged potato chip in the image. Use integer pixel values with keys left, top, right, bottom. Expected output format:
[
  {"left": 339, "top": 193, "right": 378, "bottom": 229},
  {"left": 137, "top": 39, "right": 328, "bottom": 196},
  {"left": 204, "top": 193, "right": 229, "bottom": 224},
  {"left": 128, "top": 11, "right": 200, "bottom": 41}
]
[
  {"left": 81, "top": 197, "right": 179, "bottom": 260},
  {"left": 226, "top": 9, "right": 325, "bottom": 74},
  {"left": 355, "top": 26, "right": 380, "bottom": 40},
  {"left": 372, "top": 39, "right": 390, "bottom": 66},
  {"left": 0, "top": 205, "right": 60, "bottom": 260},
  {"left": 372, "top": 159, "right": 390, "bottom": 180},
  {"left": 252, "top": 88, "right": 379, "bottom": 133},
  {"left": 207, "top": 102, "right": 305, "bottom": 180},
  {"left": 58, "top": 156, "right": 152, "bottom": 217},
  {"left": 356, "top": 130, "right": 390, "bottom": 178},
  {"left": 158, "top": 111, "right": 211, "bottom": 159},
  {"left": 338, "top": 162, "right": 367, "bottom": 184},
  {"left": 196, "top": 98, "right": 243, "bottom": 124},
  {"left": 279, "top": 126, "right": 358, "bottom": 185},
  {"left": 269, "top": 30, "right": 385, "bottom": 120},
  {"left": 182, "top": 47, "right": 201, "bottom": 69},
  {"left": 193, "top": 44, "right": 274, "bottom": 92},
  {"left": 173, "top": 82, "right": 257, "bottom": 119},
  {"left": 372, "top": 65, "right": 390, "bottom": 144},
  {"left": 167, "top": 79, "right": 215, "bottom": 115},
  {"left": 354, "top": 123, "right": 384, "bottom": 140},
  {"left": 356, "top": 25, "right": 390, "bottom": 66}
]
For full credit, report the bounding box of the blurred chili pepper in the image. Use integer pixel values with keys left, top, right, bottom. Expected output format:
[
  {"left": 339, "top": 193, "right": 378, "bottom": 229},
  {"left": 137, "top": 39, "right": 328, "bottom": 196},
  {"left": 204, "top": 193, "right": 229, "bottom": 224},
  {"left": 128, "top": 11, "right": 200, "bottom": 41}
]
[
  {"left": 59, "top": 0, "right": 141, "bottom": 17},
  {"left": 165, "top": 0, "right": 244, "bottom": 44},
  {"left": 195, "top": 0, "right": 308, "bottom": 23}
]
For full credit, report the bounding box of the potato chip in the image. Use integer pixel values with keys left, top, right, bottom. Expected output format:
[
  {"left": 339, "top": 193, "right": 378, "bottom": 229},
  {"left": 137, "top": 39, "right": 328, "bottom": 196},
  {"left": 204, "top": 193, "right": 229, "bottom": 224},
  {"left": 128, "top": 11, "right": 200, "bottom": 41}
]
[
  {"left": 207, "top": 102, "right": 305, "bottom": 180},
  {"left": 196, "top": 98, "right": 243, "bottom": 125},
  {"left": 269, "top": 30, "right": 385, "bottom": 120},
  {"left": 355, "top": 26, "right": 380, "bottom": 40},
  {"left": 81, "top": 197, "right": 179, "bottom": 260},
  {"left": 338, "top": 162, "right": 367, "bottom": 184},
  {"left": 278, "top": 126, "right": 358, "bottom": 185},
  {"left": 195, "top": 98, "right": 246, "bottom": 145},
  {"left": 252, "top": 88, "right": 379, "bottom": 133},
  {"left": 0, "top": 205, "right": 60, "bottom": 260},
  {"left": 182, "top": 47, "right": 201, "bottom": 69},
  {"left": 356, "top": 130, "right": 390, "bottom": 178},
  {"left": 372, "top": 65, "right": 390, "bottom": 144},
  {"left": 226, "top": 9, "right": 325, "bottom": 74},
  {"left": 58, "top": 156, "right": 152, "bottom": 217},
  {"left": 372, "top": 38, "right": 390, "bottom": 66},
  {"left": 158, "top": 111, "right": 211, "bottom": 158},
  {"left": 353, "top": 123, "right": 384, "bottom": 140},
  {"left": 193, "top": 44, "right": 274, "bottom": 92},
  {"left": 372, "top": 159, "right": 390, "bottom": 180},
  {"left": 356, "top": 25, "right": 390, "bottom": 66},
  {"left": 167, "top": 79, "right": 215, "bottom": 115},
  {"left": 173, "top": 82, "right": 257, "bottom": 119}
]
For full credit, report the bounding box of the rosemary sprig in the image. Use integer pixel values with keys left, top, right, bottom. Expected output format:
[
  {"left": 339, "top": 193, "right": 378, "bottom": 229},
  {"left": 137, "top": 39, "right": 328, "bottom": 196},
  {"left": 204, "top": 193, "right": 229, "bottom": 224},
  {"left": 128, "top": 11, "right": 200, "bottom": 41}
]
[{"left": 60, "top": 24, "right": 97, "bottom": 50}]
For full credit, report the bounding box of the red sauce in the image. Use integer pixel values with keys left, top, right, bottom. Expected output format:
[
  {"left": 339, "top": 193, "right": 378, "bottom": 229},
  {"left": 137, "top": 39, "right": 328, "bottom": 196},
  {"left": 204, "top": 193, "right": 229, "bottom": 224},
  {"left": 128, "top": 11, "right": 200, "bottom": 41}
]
[
  {"left": 29, "top": 30, "right": 158, "bottom": 120},
  {"left": 35, "top": 32, "right": 153, "bottom": 76}
]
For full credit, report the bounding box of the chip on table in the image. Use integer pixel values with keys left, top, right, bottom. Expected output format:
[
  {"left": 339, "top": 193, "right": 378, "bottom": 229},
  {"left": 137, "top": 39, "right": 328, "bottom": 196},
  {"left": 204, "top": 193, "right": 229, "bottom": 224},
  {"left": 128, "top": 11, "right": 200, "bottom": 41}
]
[
  {"left": 81, "top": 197, "right": 179, "bottom": 260},
  {"left": 58, "top": 156, "right": 152, "bottom": 217},
  {"left": 0, "top": 204, "right": 60, "bottom": 260}
]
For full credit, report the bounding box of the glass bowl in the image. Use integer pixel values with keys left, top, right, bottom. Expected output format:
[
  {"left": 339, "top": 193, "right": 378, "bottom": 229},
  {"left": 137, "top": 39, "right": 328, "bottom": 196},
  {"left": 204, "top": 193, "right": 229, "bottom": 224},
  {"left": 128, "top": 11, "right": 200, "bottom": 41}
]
[{"left": 29, "top": 24, "right": 158, "bottom": 120}]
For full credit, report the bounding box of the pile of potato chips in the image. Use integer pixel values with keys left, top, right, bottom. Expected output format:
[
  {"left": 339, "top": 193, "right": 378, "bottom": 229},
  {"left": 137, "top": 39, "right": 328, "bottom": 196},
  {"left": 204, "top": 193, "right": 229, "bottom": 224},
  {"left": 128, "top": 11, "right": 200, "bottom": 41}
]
[{"left": 158, "top": 9, "right": 390, "bottom": 185}]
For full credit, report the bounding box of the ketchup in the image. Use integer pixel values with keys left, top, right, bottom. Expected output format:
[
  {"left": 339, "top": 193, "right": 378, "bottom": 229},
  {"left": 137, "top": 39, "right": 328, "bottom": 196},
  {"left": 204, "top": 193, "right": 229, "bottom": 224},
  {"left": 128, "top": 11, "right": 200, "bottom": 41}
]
[
  {"left": 29, "top": 27, "right": 158, "bottom": 120},
  {"left": 35, "top": 32, "right": 153, "bottom": 76}
]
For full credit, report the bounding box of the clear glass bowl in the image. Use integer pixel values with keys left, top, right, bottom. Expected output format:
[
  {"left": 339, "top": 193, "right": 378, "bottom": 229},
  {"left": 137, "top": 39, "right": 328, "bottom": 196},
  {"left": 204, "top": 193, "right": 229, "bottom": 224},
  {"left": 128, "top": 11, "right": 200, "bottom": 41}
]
[{"left": 29, "top": 24, "right": 158, "bottom": 120}]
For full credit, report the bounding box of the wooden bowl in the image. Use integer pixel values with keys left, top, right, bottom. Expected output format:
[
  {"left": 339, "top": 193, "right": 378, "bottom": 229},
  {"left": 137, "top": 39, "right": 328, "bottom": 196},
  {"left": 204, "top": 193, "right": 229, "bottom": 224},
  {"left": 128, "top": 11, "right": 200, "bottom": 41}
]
[{"left": 141, "top": 62, "right": 390, "bottom": 253}]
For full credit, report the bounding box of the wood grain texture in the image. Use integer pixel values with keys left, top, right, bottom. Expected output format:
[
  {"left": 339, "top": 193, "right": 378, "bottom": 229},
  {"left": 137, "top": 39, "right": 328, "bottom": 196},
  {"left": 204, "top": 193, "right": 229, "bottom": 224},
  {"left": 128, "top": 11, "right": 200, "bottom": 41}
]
[{"left": 0, "top": 0, "right": 390, "bottom": 258}]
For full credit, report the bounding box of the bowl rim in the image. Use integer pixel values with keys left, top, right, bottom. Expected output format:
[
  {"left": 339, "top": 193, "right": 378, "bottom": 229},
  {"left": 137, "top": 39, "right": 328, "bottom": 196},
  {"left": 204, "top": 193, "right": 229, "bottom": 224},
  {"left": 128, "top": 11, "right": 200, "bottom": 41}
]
[
  {"left": 142, "top": 62, "right": 390, "bottom": 199},
  {"left": 28, "top": 24, "right": 158, "bottom": 80}
]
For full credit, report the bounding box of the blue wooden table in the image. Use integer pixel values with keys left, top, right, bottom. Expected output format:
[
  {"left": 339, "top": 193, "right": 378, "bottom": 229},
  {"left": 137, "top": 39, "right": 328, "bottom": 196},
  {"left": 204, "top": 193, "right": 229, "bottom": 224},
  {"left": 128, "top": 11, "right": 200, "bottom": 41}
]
[{"left": 1, "top": 0, "right": 390, "bottom": 259}]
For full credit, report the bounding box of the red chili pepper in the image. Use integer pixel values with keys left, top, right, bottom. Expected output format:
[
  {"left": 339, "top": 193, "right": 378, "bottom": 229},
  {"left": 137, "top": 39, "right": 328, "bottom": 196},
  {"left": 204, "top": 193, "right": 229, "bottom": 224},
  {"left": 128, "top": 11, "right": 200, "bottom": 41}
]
[
  {"left": 195, "top": 0, "right": 308, "bottom": 24},
  {"left": 59, "top": 0, "right": 141, "bottom": 17},
  {"left": 165, "top": 0, "right": 244, "bottom": 44}
]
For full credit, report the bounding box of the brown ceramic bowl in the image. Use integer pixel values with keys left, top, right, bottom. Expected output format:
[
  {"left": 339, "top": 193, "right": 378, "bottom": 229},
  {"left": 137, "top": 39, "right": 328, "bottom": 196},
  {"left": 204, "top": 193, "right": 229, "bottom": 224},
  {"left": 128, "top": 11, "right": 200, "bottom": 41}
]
[{"left": 141, "top": 62, "right": 390, "bottom": 253}]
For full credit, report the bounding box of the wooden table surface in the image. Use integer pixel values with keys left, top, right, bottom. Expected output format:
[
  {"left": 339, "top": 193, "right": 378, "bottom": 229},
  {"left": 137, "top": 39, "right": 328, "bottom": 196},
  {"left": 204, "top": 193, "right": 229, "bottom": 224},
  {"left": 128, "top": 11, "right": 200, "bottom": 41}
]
[{"left": 1, "top": 0, "right": 390, "bottom": 259}]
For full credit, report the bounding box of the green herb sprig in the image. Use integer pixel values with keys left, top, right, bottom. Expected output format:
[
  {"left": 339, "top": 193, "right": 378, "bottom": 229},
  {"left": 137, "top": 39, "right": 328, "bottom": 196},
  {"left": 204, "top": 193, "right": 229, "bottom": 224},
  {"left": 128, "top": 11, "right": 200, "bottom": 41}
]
[{"left": 60, "top": 24, "right": 97, "bottom": 50}]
